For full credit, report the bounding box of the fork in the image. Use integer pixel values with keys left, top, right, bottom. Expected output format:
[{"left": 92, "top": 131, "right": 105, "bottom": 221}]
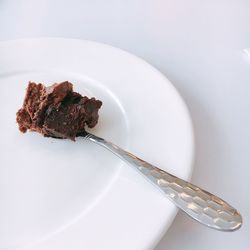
[{"left": 84, "top": 132, "right": 242, "bottom": 231}]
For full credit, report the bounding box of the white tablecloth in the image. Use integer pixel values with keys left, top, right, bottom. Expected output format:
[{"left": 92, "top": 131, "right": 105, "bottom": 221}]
[{"left": 1, "top": 1, "right": 249, "bottom": 249}]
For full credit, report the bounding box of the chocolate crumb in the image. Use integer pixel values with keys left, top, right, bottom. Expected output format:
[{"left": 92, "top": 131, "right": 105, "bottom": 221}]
[{"left": 16, "top": 81, "right": 102, "bottom": 140}]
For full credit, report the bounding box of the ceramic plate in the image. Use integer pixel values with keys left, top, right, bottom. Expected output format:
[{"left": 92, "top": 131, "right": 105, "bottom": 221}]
[{"left": 0, "top": 38, "right": 194, "bottom": 250}]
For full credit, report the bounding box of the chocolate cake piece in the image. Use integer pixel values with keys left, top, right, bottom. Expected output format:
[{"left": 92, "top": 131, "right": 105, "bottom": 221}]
[{"left": 16, "top": 81, "right": 102, "bottom": 140}]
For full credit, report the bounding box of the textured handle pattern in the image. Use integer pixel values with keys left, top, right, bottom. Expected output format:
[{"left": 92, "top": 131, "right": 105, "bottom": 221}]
[
  {"left": 86, "top": 133, "right": 242, "bottom": 231},
  {"left": 138, "top": 164, "right": 242, "bottom": 231}
]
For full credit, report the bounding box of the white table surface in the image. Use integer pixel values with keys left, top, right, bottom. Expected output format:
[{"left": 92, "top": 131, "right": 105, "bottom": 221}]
[{"left": 1, "top": 0, "right": 249, "bottom": 249}]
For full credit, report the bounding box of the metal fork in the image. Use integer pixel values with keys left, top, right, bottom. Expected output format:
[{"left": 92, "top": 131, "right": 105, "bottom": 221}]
[{"left": 84, "top": 132, "right": 242, "bottom": 231}]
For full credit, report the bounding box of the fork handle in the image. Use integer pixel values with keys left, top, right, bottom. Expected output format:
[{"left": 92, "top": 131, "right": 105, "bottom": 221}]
[{"left": 86, "top": 133, "right": 242, "bottom": 231}]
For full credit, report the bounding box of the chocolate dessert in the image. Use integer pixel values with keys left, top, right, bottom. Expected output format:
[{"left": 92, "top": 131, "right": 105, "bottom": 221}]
[{"left": 16, "top": 81, "right": 102, "bottom": 140}]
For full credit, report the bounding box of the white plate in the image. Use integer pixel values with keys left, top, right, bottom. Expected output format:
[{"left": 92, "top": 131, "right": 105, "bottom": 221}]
[{"left": 0, "top": 38, "right": 194, "bottom": 250}]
